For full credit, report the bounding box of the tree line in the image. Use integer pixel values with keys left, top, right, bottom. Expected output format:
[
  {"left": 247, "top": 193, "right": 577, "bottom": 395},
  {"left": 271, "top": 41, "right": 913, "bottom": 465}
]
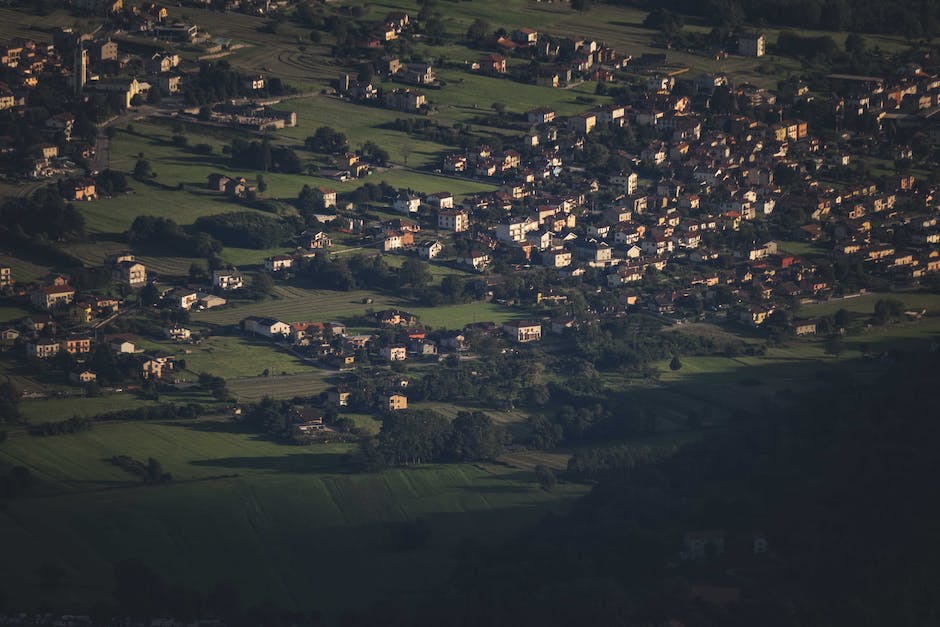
[{"left": 356, "top": 409, "right": 509, "bottom": 470}]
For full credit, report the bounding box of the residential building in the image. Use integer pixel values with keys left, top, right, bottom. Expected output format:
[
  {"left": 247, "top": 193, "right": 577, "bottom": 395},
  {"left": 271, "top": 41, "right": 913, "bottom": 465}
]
[
  {"left": 27, "top": 338, "right": 61, "bottom": 359},
  {"left": 213, "top": 269, "right": 244, "bottom": 291},
  {"left": 380, "top": 344, "right": 408, "bottom": 361},
  {"left": 387, "top": 393, "right": 408, "bottom": 411},
  {"left": 438, "top": 208, "right": 468, "bottom": 232},
  {"left": 738, "top": 32, "right": 765, "bottom": 57},
  {"left": 31, "top": 284, "right": 75, "bottom": 310},
  {"left": 264, "top": 255, "right": 294, "bottom": 272},
  {"left": 502, "top": 320, "right": 542, "bottom": 343},
  {"left": 166, "top": 288, "right": 198, "bottom": 310},
  {"left": 112, "top": 260, "right": 147, "bottom": 287},
  {"left": 418, "top": 239, "right": 444, "bottom": 260}
]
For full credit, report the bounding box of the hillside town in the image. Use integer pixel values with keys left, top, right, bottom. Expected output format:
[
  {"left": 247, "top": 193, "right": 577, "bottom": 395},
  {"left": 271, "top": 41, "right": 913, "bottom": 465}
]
[{"left": 2, "top": 2, "right": 940, "bottom": 425}]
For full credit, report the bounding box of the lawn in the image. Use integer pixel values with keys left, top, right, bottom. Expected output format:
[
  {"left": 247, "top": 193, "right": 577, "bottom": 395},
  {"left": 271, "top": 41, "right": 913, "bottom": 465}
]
[{"left": 0, "top": 418, "right": 586, "bottom": 615}]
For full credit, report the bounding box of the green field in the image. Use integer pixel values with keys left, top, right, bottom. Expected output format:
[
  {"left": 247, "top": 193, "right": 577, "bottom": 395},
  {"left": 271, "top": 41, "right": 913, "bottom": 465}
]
[
  {"left": 170, "top": 335, "right": 314, "bottom": 380},
  {"left": 799, "top": 292, "right": 940, "bottom": 317},
  {"left": 193, "top": 284, "right": 525, "bottom": 330},
  {"left": 226, "top": 370, "right": 333, "bottom": 401},
  {"left": 0, "top": 418, "right": 585, "bottom": 614}
]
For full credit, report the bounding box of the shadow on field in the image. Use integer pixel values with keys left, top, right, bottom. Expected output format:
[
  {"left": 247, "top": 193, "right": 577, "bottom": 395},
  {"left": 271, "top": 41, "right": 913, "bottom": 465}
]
[
  {"left": 456, "top": 484, "right": 536, "bottom": 495},
  {"left": 189, "top": 452, "right": 351, "bottom": 474},
  {"left": 159, "top": 419, "right": 263, "bottom": 436}
]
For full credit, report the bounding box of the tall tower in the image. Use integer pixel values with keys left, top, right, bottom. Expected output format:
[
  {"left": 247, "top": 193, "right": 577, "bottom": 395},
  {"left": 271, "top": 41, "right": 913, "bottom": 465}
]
[{"left": 74, "top": 45, "right": 87, "bottom": 96}]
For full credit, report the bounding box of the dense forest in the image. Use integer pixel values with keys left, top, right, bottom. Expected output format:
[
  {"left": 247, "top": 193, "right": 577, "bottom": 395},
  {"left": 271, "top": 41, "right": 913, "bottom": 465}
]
[{"left": 618, "top": 0, "right": 940, "bottom": 37}]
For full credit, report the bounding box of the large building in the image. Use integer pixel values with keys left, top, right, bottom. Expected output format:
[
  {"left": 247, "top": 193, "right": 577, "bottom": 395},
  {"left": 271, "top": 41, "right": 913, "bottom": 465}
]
[{"left": 738, "top": 32, "right": 765, "bottom": 57}]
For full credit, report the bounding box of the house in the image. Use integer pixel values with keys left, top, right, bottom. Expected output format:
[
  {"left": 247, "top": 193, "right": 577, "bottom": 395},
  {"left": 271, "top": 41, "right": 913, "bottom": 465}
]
[
  {"left": 380, "top": 344, "right": 408, "bottom": 361},
  {"left": 375, "top": 309, "right": 419, "bottom": 327},
  {"left": 422, "top": 192, "right": 454, "bottom": 211},
  {"left": 27, "top": 338, "right": 61, "bottom": 359},
  {"left": 141, "top": 354, "right": 174, "bottom": 380},
  {"left": 512, "top": 27, "right": 538, "bottom": 45},
  {"left": 212, "top": 269, "right": 244, "bottom": 291},
  {"left": 166, "top": 287, "right": 198, "bottom": 310},
  {"left": 199, "top": 294, "right": 227, "bottom": 309},
  {"left": 480, "top": 54, "right": 507, "bottom": 75},
  {"left": 242, "top": 316, "right": 291, "bottom": 338},
  {"left": 496, "top": 217, "right": 539, "bottom": 243},
  {"left": 738, "top": 32, "right": 765, "bottom": 57},
  {"left": 683, "top": 530, "right": 726, "bottom": 560},
  {"left": 327, "top": 386, "right": 352, "bottom": 407},
  {"left": 69, "top": 370, "right": 97, "bottom": 384},
  {"left": 457, "top": 251, "right": 491, "bottom": 271},
  {"left": 401, "top": 63, "right": 435, "bottom": 85},
  {"left": 112, "top": 261, "right": 147, "bottom": 287},
  {"left": 315, "top": 186, "right": 337, "bottom": 208},
  {"left": 59, "top": 334, "right": 91, "bottom": 355},
  {"left": 108, "top": 336, "right": 136, "bottom": 353},
  {"left": 67, "top": 178, "right": 97, "bottom": 202},
  {"left": 394, "top": 193, "right": 421, "bottom": 215},
  {"left": 438, "top": 208, "right": 468, "bottom": 232},
  {"left": 410, "top": 338, "right": 438, "bottom": 358},
  {"left": 551, "top": 316, "right": 577, "bottom": 334},
  {"left": 418, "top": 239, "right": 444, "bottom": 260},
  {"left": 793, "top": 320, "right": 817, "bottom": 336},
  {"left": 264, "top": 255, "right": 294, "bottom": 272},
  {"left": 385, "top": 88, "right": 427, "bottom": 112},
  {"left": 578, "top": 240, "right": 613, "bottom": 264},
  {"left": 502, "top": 320, "right": 542, "bottom": 343},
  {"left": 568, "top": 112, "right": 597, "bottom": 135},
  {"left": 0, "top": 266, "right": 11, "bottom": 287},
  {"left": 31, "top": 284, "right": 75, "bottom": 310},
  {"left": 527, "top": 107, "right": 556, "bottom": 125},
  {"left": 542, "top": 249, "right": 572, "bottom": 268},
  {"left": 289, "top": 408, "right": 325, "bottom": 438},
  {"left": 164, "top": 325, "right": 191, "bottom": 342},
  {"left": 387, "top": 393, "right": 408, "bottom": 411}
]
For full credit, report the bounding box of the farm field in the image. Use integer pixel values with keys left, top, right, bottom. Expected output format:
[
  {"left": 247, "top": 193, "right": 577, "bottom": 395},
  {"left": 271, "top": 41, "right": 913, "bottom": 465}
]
[
  {"left": 226, "top": 370, "right": 333, "bottom": 401},
  {"left": 0, "top": 418, "right": 586, "bottom": 615}
]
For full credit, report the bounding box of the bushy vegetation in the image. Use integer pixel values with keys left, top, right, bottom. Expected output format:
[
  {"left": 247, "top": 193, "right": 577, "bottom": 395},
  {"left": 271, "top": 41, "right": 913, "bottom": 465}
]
[
  {"left": 127, "top": 215, "right": 222, "bottom": 258},
  {"left": 0, "top": 186, "right": 85, "bottom": 242},
  {"left": 192, "top": 212, "right": 294, "bottom": 249},
  {"left": 358, "top": 409, "right": 509, "bottom": 469}
]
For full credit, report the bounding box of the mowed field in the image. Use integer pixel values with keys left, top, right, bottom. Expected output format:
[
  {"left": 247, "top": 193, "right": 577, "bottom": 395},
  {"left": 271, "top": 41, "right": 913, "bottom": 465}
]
[
  {"left": 0, "top": 418, "right": 586, "bottom": 615},
  {"left": 193, "top": 284, "right": 526, "bottom": 330}
]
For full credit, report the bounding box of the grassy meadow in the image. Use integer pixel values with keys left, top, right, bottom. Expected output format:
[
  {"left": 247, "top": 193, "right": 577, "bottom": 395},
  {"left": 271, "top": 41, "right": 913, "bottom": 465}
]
[{"left": 0, "top": 417, "right": 586, "bottom": 615}]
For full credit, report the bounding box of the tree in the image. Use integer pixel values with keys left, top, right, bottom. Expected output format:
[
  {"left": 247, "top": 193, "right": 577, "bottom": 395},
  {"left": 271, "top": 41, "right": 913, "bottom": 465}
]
[
  {"left": 669, "top": 354, "right": 682, "bottom": 371},
  {"left": 491, "top": 102, "right": 507, "bottom": 115},
  {"left": 398, "top": 257, "right": 433, "bottom": 290},
  {"left": 534, "top": 464, "right": 556, "bottom": 491},
  {"left": 256, "top": 174, "right": 267, "bottom": 195},
  {"left": 466, "top": 18, "right": 490, "bottom": 43},
  {"left": 133, "top": 158, "right": 152, "bottom": 179},
  {"left": 449, "top": 411, "right": 507, "bottom": 461},
  {"left": 825, "top": 334, "right": 845, "bottom": 356},
  {"left": 0, "top": 381, "right": 21, "bottom": 424},
  {"left": 571, "top": 0, "right": 589, "bottom": 13},
  {"left": 845, "top": 32, "right": 866, "bottom": 54},
  {"left": 249, "top": 272, "right": 275, "bottom": 299}
]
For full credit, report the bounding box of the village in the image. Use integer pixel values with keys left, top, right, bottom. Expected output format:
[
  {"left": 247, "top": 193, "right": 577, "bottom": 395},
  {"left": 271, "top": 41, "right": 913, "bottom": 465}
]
[{"left": 2, "top": 0, "right": 940, "bottom": 441}]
